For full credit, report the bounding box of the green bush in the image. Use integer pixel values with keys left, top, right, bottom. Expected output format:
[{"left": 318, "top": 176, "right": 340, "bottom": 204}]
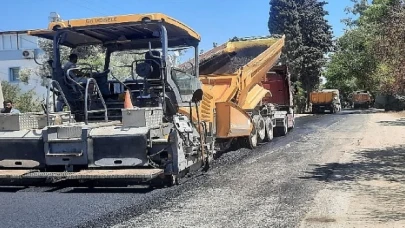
[{"left": 1, "top": 81, "right": 42, "bottom": 113}]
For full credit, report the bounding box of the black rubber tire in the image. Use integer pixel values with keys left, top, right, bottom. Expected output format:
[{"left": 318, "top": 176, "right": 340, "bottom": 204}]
[
  {"left": 150, "top": 174, "right": 179, "bottom": 189},
  {"left": 274, "top": 116, "right": 288, "bottom": 137},
  {"left": 264, "top": 117, "right": 274, "bottom": 142},
  {"left": 245, "top": 126, "right": 258, "bottom": 149},
  {"left": 253, "top": 115, "right": 266, "bottom": 142},
  {"left": 312, "top": 107, "right": 317, "bottom": 114},
  {"left": 288, "top": 117, "right": 295, "bottom": 131}
]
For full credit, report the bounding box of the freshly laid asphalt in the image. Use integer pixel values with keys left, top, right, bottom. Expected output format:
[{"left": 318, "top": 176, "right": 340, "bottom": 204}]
[{"left": 0, "top": 109, "right": 372, "bottom": 228}]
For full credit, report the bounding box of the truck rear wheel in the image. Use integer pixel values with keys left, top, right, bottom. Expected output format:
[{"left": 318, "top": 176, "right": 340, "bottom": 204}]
[
  {"left": 264, "top": 117, "right": 274, "bottom": 142},
  {"left": 245, "top": 127, "right": 258, "bottom": 149},
  {"left": 274, "top": 116, "right": 288, "bottom": 137},
  {"left": 253, "top": 115, "right": 266, "bottom": 142},
  {"left": 288, "top": 117, "right": 295, "bottom": 131},
  {"left": 312, "top": 107, "right": 317, "bottom": 114}
]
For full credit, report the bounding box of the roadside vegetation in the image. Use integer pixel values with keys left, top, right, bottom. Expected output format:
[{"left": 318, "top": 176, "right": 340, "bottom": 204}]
[
  {"left": 324, "top": 0, "right": 405, "bottom": 105},
  {"left": 1, "top": 81, "right": 42, "bottom": 112}
]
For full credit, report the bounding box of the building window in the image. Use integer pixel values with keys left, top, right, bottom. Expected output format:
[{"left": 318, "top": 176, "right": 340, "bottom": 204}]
[{"left": 9, "top": 67, "right": 20, "bottom": 82}]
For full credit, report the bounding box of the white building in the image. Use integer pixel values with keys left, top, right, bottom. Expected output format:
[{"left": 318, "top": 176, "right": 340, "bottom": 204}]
[{"left": 0, "top": 30, "right": 48, "bottom": 100}]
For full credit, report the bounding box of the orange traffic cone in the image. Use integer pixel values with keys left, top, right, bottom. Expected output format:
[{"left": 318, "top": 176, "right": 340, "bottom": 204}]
[{"left": 123, "top": 90, "right": 134, "bottom": 109}]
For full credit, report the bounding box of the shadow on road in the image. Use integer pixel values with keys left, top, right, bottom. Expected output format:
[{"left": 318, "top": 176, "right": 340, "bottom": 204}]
[
  {"left": 0, "top": 187, "right": 26, "bottom": 192},
  {"left": 300, "top": 146, "right": 405, "bottom": 222},
  {"left": 378, "top": 117, "right": 405, "bottom": 126},
  {"left": 300, "top": 146, "right": 405, "bottom": 182},
  {"left": 339, "top": 108, "right": 385, "bottom": 115}
]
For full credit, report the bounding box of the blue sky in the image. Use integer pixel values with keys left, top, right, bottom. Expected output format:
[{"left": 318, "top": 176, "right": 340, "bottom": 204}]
[{"left": 0, "top": 0, "right": 353, "bottom": 53}]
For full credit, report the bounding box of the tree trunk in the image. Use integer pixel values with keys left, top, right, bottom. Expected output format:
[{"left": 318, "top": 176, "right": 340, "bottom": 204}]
[{"left": 306, "top": 89, "right": 311, "bottom": 112}]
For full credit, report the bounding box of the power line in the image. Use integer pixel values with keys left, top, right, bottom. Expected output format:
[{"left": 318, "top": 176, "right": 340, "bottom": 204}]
[{"left": 68, "top": 0, "right": 108, "bottom": 16}]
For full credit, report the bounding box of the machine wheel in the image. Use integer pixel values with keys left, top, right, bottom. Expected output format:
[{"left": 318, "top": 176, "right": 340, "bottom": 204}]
[
  {"left": 243, "top": 126, "right": 258, "bottom": 149},
  {"left": 288, "top": 117, "right": 295, "bottom": 131},
  {"left": 169, "top": 175, "right": 180, "bottom": 186},
  {"left": 274, "top": 116, "right": 288, "bottom": 137},
  {"left": 150, "top": 174, "right": 179, "bottom": 188},
  {"left": 253, "top": 115, "right": 266, "bottom": 142},
  {"left": 264, "top": 117, "right": 274, "bottom": 142},
  {"left": 312, "top": 107, "right": 318, "bottom": 114}
]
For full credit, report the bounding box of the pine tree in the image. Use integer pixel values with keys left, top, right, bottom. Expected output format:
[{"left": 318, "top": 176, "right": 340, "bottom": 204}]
[
  {"left": 296, "top": 0, "right": 333, "bottom": 105},
  {"left": 268, "top": 0, "right": 333, "bottom": 111},
  {"left": 268, "top": 0, "right": 303, "bottom": 82}
]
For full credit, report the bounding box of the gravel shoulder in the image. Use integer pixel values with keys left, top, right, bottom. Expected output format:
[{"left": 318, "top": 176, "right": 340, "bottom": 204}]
[{"left": 299, "top": 110, "right": 405, "bottom": 228}]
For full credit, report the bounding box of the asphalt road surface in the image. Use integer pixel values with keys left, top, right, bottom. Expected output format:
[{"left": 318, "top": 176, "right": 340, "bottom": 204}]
[{"left": 0, "top": 109, "right": 376, "bottom": 228}]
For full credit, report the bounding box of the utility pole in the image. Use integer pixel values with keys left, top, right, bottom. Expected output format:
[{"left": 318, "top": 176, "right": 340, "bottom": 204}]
[{"left": 0, "top": 82, "right": 3, "bottom": 105}]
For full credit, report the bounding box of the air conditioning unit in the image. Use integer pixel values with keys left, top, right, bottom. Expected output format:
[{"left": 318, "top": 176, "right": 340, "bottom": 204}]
[{"left": 22, "top": 50, "right": 35, "bottom": 59}]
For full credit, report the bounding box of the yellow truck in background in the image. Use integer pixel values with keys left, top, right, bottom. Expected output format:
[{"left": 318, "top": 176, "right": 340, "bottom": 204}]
[
  {"left": 351, "top": 90, "right": 372, "bottom": 109},
  {"left": 310, "top": 89, "right": 341, "bottom": 114}
]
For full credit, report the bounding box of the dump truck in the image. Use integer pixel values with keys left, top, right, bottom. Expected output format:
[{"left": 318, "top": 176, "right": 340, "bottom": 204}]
[
  {"left": 310, "top": 89, "right": 341, "bottom": 114},
  {"left": 262, "top": 65, "right": 295, "bottom": 136},
  {"left": 351, "top": 90, "right": 372, "bottom": 109},
  {"left": 0, "top": 13, "right": 290, "bottom": 187},
  {"left": 180, "top": 35, "right": 294, "bottom": 151}
]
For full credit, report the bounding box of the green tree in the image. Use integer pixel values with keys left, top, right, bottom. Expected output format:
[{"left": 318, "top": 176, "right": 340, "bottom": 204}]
[
  {"left": 268, "top": 0, "right": 306, "bottom": 112},
  {"left": 324, "top": 27, "right": 377, "bottom": 97},
  {"left": 269, "top": 0, "right": 333, "bottom": 112},
  {"left": 341, "top": 0, "right": 369, "bottom": 28},
  {"left": 324, "top": 0, "right": 405, "bottom": 98},
  {"left": 296, "top": 0, "right": 333, "bottom": 106},
  {"left": 268, "top": 0, "right": 303, "bottom": 82},
  {"left": 324, "top": 0, "right": 373, "bottom": 97},
  {"left": 1, "top": 81, "right": 42, "bottom": 112},
  {"left": 369, "top": 0, "right": 405, "bottom": 94}
]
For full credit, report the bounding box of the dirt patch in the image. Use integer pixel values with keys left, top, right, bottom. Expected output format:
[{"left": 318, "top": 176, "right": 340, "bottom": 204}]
[
  {"left": 300, "top": 112, "right": 405, "bottom": 228},
  {"left": 358, "top": 180, "right": 403, "bottom": 188},
  {"left": 391, "top": 110, "right": 405, "bottom": 117},
  {"left": 305, "top": 217, "right": 336, "bottom": 223}
]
